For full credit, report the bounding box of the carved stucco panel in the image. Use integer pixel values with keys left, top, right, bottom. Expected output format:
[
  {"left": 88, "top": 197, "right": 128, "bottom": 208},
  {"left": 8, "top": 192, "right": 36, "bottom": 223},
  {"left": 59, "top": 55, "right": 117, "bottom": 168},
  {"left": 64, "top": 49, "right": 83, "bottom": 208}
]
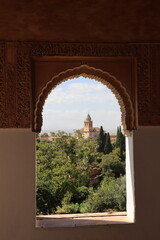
[
  {"left": 16, "top": 42, "right": 31, "bottom": 127},
  {"left": 0, "top": 41, "right": 7, "bottom": 127},
  {"left": 0, "top": 42, "right": 159, "bottom": 129}
]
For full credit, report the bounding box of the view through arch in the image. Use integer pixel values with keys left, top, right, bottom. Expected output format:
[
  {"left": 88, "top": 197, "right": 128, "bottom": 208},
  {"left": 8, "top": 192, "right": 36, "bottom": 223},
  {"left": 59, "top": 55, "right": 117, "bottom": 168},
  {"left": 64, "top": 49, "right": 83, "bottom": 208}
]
[{"left": 36, "top": 76, "right": 126, "bottom": 216}]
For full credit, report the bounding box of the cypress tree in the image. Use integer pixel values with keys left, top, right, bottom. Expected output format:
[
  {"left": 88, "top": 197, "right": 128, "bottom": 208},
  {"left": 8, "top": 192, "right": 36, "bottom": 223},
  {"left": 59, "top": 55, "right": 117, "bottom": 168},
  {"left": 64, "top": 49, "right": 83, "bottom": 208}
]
[
  {"left": 97, "top": 126, "right": 105, "bottom": 153},
  {"left": 121, "top": 132, "right": 125, "bottom": 153},
  {"left": 116, "top": 126, "right": 121, "bottom": 148},
  {"left": 104, "top": 132, "right": 112, "bottom": 154},
  {"left": 116, "top": 126, "right": 125, "bottom": 161},
  {"left": 120, "top": 131, "right": 125, "bottom": 161}
]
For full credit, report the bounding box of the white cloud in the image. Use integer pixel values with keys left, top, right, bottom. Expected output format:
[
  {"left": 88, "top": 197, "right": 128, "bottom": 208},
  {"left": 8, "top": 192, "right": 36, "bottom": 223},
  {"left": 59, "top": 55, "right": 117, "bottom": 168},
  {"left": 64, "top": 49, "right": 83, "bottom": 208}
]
[
  {"left": 67, "top": 82, "right": 106, "bottom": 92},
  {"left": 45, "top": 82, "right": 118, "bottom": 106},
  {"left": 42, "top": 78, "right": 121, "bottom": 133}
]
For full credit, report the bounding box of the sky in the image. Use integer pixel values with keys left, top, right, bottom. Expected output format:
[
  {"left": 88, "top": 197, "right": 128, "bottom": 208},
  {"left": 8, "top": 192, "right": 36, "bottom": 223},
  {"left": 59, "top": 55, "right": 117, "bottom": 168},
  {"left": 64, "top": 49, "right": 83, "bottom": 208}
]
[{"left": 42, "top": 77, "right": 121, "bottom": 134}]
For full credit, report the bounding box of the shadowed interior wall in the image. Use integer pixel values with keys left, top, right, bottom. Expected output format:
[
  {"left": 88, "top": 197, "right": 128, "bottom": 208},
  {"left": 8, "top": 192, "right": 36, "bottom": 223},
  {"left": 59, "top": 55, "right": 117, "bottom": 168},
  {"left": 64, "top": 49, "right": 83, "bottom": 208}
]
[
  {"left": 0, "top": 0, "right": 159, "bottom": 42},
  {"left": 0, "top": 128, "right": 160, "bottom": 240}
]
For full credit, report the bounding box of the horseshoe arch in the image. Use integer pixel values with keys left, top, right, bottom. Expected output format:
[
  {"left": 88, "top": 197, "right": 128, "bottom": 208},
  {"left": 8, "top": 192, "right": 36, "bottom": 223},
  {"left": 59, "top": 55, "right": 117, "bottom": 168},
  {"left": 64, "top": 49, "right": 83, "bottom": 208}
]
[{"left": 33, "top": 64, "right": 135, "bottom": 136}]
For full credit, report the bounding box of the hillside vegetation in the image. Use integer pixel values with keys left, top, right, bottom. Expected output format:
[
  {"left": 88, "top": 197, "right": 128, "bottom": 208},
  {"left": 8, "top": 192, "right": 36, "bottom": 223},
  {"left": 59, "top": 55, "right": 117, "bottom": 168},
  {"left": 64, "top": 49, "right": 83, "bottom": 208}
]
[{"left": 36, "top": 127, "right": 126, "bottom": 214}]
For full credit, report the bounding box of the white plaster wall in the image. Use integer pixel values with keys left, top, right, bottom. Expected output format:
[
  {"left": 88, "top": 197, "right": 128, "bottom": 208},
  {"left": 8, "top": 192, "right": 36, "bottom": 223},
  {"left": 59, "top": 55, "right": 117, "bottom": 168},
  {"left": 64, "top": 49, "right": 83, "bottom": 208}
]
[
  {"left": 126, "top": 135, "right": 135, "bottom": 221},
  {"left": 0, "top": 127, "right": 160, "bottom": 240}
]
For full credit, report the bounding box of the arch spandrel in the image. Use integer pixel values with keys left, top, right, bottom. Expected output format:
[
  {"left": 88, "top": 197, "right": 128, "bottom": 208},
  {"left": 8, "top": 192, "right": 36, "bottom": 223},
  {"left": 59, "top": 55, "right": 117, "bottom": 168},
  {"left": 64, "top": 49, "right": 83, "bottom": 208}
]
[{"left": 33, "top": 65, "right": 135, "bottom": 136}]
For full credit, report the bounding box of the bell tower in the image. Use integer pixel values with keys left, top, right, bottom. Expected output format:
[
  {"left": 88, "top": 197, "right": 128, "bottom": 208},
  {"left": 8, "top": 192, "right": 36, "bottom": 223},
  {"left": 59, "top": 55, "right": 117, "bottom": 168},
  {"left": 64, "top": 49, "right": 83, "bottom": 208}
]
[
  {"left": 84, "top": 114, "right": 93, "bottom": 135},
  {"left": 81, "top": 114, "right": 99, "bottom": 139}
]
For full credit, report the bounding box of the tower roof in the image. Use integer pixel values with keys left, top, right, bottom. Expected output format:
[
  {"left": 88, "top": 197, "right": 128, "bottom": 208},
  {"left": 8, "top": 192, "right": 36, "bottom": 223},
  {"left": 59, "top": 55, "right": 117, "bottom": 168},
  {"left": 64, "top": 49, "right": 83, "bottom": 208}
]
[{"left": 86, "top": 114, "right": 91, "bottom": 120}]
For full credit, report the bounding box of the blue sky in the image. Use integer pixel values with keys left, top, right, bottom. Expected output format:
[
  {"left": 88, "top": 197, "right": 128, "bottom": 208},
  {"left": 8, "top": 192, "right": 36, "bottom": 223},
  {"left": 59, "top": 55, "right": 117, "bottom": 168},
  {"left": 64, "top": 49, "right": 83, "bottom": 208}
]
[{"left": 42, "top": 77, "right": 121, "bottom": 134}]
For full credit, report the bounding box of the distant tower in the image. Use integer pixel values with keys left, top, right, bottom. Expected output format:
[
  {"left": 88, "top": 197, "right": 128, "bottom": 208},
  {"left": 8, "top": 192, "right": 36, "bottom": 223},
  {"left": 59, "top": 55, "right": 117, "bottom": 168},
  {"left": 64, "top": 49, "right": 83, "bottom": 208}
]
[
  {"left": 84, "top": 114, "right": 93, "bottom": 131},
  {"left": 80, "top": 114, "right": 99, "bottom": 139},
  {"left": 83, "top": 114, "right": 94, "bottom": 138}
]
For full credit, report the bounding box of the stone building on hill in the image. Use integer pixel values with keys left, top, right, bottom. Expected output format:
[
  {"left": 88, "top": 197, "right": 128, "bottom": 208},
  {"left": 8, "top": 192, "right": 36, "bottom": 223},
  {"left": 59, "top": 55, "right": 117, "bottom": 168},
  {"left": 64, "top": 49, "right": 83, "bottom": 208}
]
[
  {"left": 80, "top": 114, "right": 99, "bottom": 139},
  {"left": 80, "top": 114, "right": 117, "bottom": 142}
]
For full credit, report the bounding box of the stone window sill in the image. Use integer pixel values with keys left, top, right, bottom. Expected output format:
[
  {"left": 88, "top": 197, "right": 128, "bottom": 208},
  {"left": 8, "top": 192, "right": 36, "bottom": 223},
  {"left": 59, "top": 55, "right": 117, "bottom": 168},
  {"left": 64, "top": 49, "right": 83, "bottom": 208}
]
[{"left": 36, "top": 211, "right": 133, "bottom": 228}]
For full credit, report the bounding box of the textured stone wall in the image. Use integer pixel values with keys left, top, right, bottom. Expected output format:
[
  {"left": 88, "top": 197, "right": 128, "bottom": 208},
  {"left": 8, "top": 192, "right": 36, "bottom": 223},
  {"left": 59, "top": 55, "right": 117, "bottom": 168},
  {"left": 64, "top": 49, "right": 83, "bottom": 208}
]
[
  {"left": 0, "top": 42, "right": 160, "bottom": 129},
  {"left": 0, "top": 0, "right": 159, "bottom": 42}
]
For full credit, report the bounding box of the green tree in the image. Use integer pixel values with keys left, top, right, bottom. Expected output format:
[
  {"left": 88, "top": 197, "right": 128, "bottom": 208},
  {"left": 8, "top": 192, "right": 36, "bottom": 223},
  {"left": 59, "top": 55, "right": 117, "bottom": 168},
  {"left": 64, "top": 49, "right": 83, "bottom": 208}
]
[
  {"left": 97, "top": 126, "right": 105, "bottom": 153},
  {"left": 116, "top": 126, "right": 121, "bottom": 148},
  {"left": 100, "top": 148, "right": 125, "bottom": 178},
  {"left": 104, "top": 132, "right": 112, "bottom": 154},
  {"left": 80, "top": 176, "right": 126, "bottom": 213},
  {"left": 36, "top": 132, "right": 100, "bottom": 214},
  {"left": 36, "top": 130, "right": 126, "bottom": 214},
  {"left": 116, "top": 126, "right": 125, "bottom": 161}
]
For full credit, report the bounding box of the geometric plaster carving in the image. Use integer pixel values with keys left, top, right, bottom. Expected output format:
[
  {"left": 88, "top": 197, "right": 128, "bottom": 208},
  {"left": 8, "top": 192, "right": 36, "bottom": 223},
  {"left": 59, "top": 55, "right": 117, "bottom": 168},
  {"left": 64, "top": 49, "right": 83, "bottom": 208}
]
[
  {"left": 4, "top": 41, "right": 159, "bottom": 129},
  {"left": 34, "top": 64, "right": 134, "bottom": 136}
]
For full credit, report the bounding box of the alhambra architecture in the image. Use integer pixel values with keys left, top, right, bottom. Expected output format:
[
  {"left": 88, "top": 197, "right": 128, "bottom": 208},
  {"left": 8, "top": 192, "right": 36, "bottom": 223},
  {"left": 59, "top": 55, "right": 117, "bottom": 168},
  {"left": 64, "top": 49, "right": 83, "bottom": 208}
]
[
  {"left": 80, "top": 114, "right": 99, "bottom": 139},
  {"left": 0, "top": 1, "right": 160, "bottom": 240},
  {"left": 80, "top": 114, "right": 116, "bottom": 141}
]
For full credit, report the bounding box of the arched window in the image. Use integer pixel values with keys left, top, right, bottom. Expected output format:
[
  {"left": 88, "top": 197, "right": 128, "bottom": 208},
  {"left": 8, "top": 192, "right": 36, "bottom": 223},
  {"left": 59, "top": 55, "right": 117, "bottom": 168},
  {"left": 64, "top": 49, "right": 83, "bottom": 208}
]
[
  {"left": 35, "top": 68, "right": 135, "bottom": 227},
  {"left": 33, "top": 65, "right": 135, "bottom": 135}
]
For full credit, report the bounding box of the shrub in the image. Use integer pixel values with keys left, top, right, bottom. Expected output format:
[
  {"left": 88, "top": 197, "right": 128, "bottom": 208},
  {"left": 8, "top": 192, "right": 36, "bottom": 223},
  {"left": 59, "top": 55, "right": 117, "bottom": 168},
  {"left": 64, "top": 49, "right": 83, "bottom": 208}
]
[{"left": 80, "top": 176, "right": 126, "bottom": 213}]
